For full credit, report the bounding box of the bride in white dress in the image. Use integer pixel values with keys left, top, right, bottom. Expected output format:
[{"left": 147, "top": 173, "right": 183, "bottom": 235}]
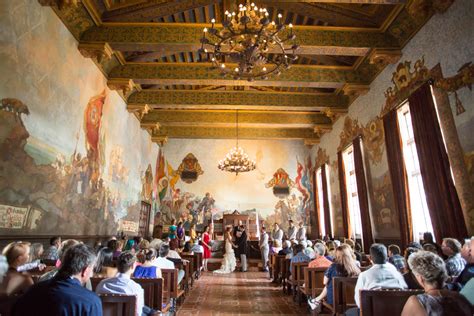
[{"left": 213, "top": 226, "right": 237, "bottom": 274}]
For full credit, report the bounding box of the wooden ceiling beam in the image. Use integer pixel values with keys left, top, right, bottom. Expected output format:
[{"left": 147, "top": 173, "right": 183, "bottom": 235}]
[
  {"left": 81, "top": 23, "right": 399, "bottom": 56},
  {"left": 255, "top": 0, "right": 406, "bottom": 3},
  {"left": 109, "top": 62, "right": 381, "bottom": 89},
  {"left": 151, "top": 126, "right": 319, "bottom": 140},
  {"left": 140, "top": 109, "right": 333, "bottom": 128},
  {"left": 127, "top": 90, "right": 349, "bottom": 111},
  {"left": 101, "top": 0, "right": 220, "bottom": 22}
]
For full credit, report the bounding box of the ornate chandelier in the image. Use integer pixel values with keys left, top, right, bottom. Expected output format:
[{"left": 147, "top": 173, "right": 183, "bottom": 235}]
[
  {"left": 199, "top": 1, "right": 298, "bottom": 81},
  {"left": 218, "top": 110, "right": 256, "bottom": 175}
]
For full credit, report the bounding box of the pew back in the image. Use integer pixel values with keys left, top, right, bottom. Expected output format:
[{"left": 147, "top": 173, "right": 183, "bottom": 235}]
[
  {"left": 360, "top": 289, "right": 424, "bottom": 316},
  {"left": 332, "top": 277, "right": 358, "bottom": 315},
  {"left": 98, "top": 293, "right": 136, "bottom": 316},
  {"left": 301, "top": 267, "right": 326, "bottom": 297}
]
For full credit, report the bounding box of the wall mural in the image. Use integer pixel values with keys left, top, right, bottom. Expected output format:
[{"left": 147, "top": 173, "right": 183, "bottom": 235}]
[
  {"left": 153, "top": 147, "right": 313, "bottom": 234},
  {"left": 0, "top": 95, "right": 152, "bottom": 236}
]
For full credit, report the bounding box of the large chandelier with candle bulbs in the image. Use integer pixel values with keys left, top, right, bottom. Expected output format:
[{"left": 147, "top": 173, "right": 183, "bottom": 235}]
[
  {"left": 218, "top": 110, "right": 256, "bottom": 175},
  {"left": 199, "top": 1, "right": 298, "bottom": 81}
]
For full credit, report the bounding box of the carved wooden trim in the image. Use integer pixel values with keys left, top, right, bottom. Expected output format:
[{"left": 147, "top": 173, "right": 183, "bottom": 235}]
[{"left": 78, "top": 42, "right": 113, "bottom": 64}]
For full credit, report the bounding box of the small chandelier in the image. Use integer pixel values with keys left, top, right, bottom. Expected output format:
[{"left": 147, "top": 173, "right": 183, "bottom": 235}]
[
  {"left": 199, "top": 1, "right": 298, "bottom": 81},
  {"left": 218, "top": 110, "right": 256, "bottom": 175}
]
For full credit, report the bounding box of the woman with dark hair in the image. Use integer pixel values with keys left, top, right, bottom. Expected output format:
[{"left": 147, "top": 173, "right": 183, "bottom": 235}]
[
  {"left": 403, "top": 247, "right": 423, "bottom": 289},
  {"left": 402, "top": 251, "right": 472, "bottom": 315},
  {"left": 308, "top": 244, "right": 361, "bottom": 312},
  {"left": 177, "top": 222, "right": 185, "bottom": 248},
  {"left": 93, "top": 247, "right": 117, "bottom": 277},
  {"left": 201, "top": 225, "right": 212, "bottom": 271},
  {"left": 133, "top": 248, "right": 162, "bottom": 278}
]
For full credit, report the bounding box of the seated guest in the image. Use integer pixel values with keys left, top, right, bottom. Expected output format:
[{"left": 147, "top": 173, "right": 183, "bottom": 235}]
[
  {"left": 42, "top": 236, "right": 61, "bottom": 261},
  {"left": 152, "top": 244, "right": 184, "bottom": 284},
  {"left": 403, "top": 247, "right": 423, "bottom": 289},
  {"left": 423, "top": 243, "right": 439, "bottom": 254},
  {"left": 13, "top": 244, "right": 102, "bottom": 316},
  {"left": 408, "top": 241, "right": 423, "bottom": 250},
  {"left": 0, "top": 241, "right": 34, "bottom": 296},
  {"left": 133, "top": 248, "right": 162, "bottom": 278},
  {"left": 97, "top": 251, "right": 157, "bottom": 316},
  {"left": 190, "top": 239, "right": 204, "bottom": 254},
  {"left": 401, "top": 251, "right": 472, "bottom": 316},
  {"left": 304, "top": 240, "right": 315, "bottom": 259},
  {"left": 457, "top": 237, "right": 474, "bottom": 287},
  {"left": 38, "top": 239, "right": 80, "bottom": 282},
  {"left": 149, "top": 238, "right": 163, "bottom": 251},
  {"left": 289, "top": 244, "right": 310, "bottom": 272},
  {"left": 326, "top": 240, "right": 336, "bottom": 260},
  {"left": 167, "top": 242, "right": 182, "bottom": 259},
  {"left": 183, "top": 241, "right": 193, "bottom": 253},
  {"left": 388, "top": 244, "right": 406, "bottom": 272},
  {"left": 93, "top": 247, "right": 117, "bottom": 278},
  {"left": 442, "top": 238, "right": 466, "bottom": 278},
  {"left": 278, "top": 240, "right": 292, "bottom": 256},
  {"left": 272, "top": 239, "right": 282, "bottom": 254},
  {"left": 460, "top": 277, "right": 474, "bottom": 305},
  {"left": 354, "top": 243, "right": 407, "bottom": 308},
  {"left": 108, "top": 239, "right": 123, "bottom": 259},
  {"left": 422, "top": 232, "right": 442, "bottom": 254},
  {"left": 308, "top": 244, "right": 360, "bottom": 311},
  {"left": 18, "top": 242, "right": 46, "bottom": 272},
  {"left": 308, "top": 243, "right": 332, "bottom": 268},
  {"left": 138, "top": 239, "right": 150, "bottom": 251}
]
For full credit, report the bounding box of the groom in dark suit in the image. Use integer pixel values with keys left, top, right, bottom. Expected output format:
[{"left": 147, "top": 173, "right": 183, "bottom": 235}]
[{"left": 235, "top": 224, "right": 248, "bottom": 272}]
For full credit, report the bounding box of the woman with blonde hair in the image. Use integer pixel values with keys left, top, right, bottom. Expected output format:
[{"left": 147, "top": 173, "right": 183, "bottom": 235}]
[
  {"left": 0, "top": 241, "right": 34, "bottom": 296},
  {"left": 308, "top": 244, "right": 361, "bottom": 312}
]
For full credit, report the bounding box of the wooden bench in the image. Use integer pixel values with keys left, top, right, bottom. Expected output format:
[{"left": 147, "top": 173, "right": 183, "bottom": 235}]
[
  {"left": 271, "top": 254, "right": 286, "bottom": 283},
  {"left": 323, "top": 277, "right": 358, "bottom": 316},
  {"left": 180, "top": 253, "right": 196, "bottom": 288},
  {"left": 287, "top": 261, "right": 309, "bottom": 303},
  {"left": 299, "top": 267, "right": 326, "bottom": 305},
  {"left": 281, "top": 258, "right": 291, "bottom": 294},
  {"left": 172, "top": 259, "right": 192, "bottom": 294},
  {"left": 91, "top": 277, "right": 171, "bottom": 314},
  {"left": 360, "top": 289, "right": 424, "bottom": 316},
  {"left": 161, "top": 268, "right": 185, "bottom": 313},
  {"left": 98, "top": 293, "right": 136, "bottom": 316}
]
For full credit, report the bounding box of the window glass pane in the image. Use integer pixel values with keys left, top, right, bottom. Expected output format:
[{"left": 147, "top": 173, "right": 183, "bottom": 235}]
[
  {"left": 342, "top": 146, "right": 363, "bottom": 240},
  {"left": 316, "top": 168, "right": 326, "bottom": 237},
  {"left": 397, "top": 102, "right": 435, "bottom": 242}
]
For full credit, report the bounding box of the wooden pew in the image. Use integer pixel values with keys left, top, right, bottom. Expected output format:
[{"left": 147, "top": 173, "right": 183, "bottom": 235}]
[
  {"left": 299, "top": 267, "right": 326, "bottom": 305},
  {"left": 98, "top": 293, "right": 136, "bottom": 316},
  {"left": 180, "top": 253, "right": 196, "bottom": 288},
  {"left": 271, "top": 255, "right": 286, "bottom": 283},
  {"left": 360, "top": 289, "right": 424, "bottom": 316},
  {"left": 287, "top": 261, "right": 309, "bottom": 304},
  {"left": 281, "top": 258, "right": 291, "bottom": 294},
  {"left": 161, "top": 268, "right": 185, "bottom": 313},
  {"left": 323, "top": 277, "right": 358, "bottom": 316},
  {"left": 172, "top": 259, "right": 192, "bottom": 294}
]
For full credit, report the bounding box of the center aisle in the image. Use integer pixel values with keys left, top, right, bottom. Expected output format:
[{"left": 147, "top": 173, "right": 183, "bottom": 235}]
[{"left": 176, "top": 271, "right": 309, "bottom": 315}]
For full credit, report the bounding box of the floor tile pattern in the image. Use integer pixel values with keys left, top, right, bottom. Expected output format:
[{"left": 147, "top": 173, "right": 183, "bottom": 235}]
[{"left": 177, "top": 270, "right": 310, "bottom": 315}]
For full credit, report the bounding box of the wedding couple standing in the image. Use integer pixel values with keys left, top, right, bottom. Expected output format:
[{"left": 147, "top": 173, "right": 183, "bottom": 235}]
[{"left": 213, "top": 223, "right": 248, "bottom": 274}]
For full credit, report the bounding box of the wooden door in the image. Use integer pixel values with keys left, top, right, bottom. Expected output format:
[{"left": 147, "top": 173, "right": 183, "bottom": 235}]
[{"left": 139, "top": 201, "right": 151, "bottom": 238}]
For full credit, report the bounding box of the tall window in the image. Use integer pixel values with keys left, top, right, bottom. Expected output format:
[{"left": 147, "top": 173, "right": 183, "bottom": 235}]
[
  {"left": 397, "top": 102, "right": 435, "bottom": 241},
  {"left": 316, "top": 167, "right": 332, "bottom": 237},
  {"left": 342, "top": 146, "right": 363, "bottom": 239}
]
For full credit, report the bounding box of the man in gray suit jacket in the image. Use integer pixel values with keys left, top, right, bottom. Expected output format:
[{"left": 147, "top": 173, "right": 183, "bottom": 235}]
[{"left": 259, "top": 227, "right": 269, "bottom": 272}]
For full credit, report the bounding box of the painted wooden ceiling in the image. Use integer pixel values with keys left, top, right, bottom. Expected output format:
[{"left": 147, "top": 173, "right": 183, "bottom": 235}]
[{"left": 41, "top": 0, "right": 452, "bottom": 144}]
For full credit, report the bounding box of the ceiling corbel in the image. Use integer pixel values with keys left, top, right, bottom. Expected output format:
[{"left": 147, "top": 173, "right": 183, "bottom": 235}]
[
  {"left": 342, "top": 83, "right": 370, "bottom": 100},
  {"left": 369, "top": 49, "right": 402, "bottom": 67},
  {"left": 107, "top": 78, "right": 137, "bottom": 97},
  {"left": 127, "top": 103, "right": 151, "bottom": 121},
  {"left": 407, "top": 0, "right": 454, "bottom": 20},
  {"left": 38, "top": 0, "right": 80, "bottom": 9},
  {"left": 151, "top": 136, "right": 168, "bottom": 146},
  {"left": 304, "top": 138, "right": 320, "bottom": 146},
  {"left": 78, "top": 42, "right": 113, "bottom": 64}
]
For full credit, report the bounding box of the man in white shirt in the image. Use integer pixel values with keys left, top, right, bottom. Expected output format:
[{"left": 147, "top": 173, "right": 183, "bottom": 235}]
[
  {"left": 152, "top": 243, "right": 185, "bottom": 284},
  {"left": 271, "top": 223, "right": 284, "bottom": 245},
  {"left": 259, "top": 227, "right": 270, "bottom": 272},
  {"left": 296, "top": 222, "right": 306, "bottom": 242},
  {"left": 287, "top": 220, "right": 297, "bottom": 241},
  {"left": 353, "top": 244, "right": 408, "bottom": 309},
  {"left": 96, "top": 251, "right": 156, "bottom": 316}
]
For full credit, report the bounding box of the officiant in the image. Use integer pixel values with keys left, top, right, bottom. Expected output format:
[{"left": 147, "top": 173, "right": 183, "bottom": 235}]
[{"left": 234, "top": 223, "right": 248, "bottom": 272}]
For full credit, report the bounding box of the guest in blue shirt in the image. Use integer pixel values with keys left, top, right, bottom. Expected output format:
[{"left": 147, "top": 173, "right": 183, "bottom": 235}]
[
  {"left": 13, "top": 243, "right": 102, "bottom": 316},
  {"left": 97, "top": 251, "right": 157, "bottom": 316},
  {"left": 290, "top": 244, "right": 311, "bottom": 272},
  {"left": 134, "top": 248, "right": 162, "bottom": 278}
]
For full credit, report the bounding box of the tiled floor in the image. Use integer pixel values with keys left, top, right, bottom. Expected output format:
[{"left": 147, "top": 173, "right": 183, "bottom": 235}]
[{"left": 176, "top": 270, "right": 310, "bottom": 315}]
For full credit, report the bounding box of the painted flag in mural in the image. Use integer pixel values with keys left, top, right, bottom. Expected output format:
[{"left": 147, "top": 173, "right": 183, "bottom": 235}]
[
  {"left": 295, "top": 158, "right": 310, "bottom": 204},
  {"left": 154, "top": 147, "right": 168, "bottom": 203},
  {"left": 84, "top": 91, "right": 106, "bottom": 162}
]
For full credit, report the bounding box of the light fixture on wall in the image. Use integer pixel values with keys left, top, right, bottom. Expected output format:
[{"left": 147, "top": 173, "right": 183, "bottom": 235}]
[
  {"left": 198, "top": 1, "right": 298, "bottom": 81},
  {"left": 218, "top": 110, "right": 256, "bottom": 175}
]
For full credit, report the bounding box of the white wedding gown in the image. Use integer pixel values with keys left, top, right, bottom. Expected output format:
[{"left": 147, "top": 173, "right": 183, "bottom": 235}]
[{"left": 213, "top": 239, "right": 237, "bottom": 274}]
